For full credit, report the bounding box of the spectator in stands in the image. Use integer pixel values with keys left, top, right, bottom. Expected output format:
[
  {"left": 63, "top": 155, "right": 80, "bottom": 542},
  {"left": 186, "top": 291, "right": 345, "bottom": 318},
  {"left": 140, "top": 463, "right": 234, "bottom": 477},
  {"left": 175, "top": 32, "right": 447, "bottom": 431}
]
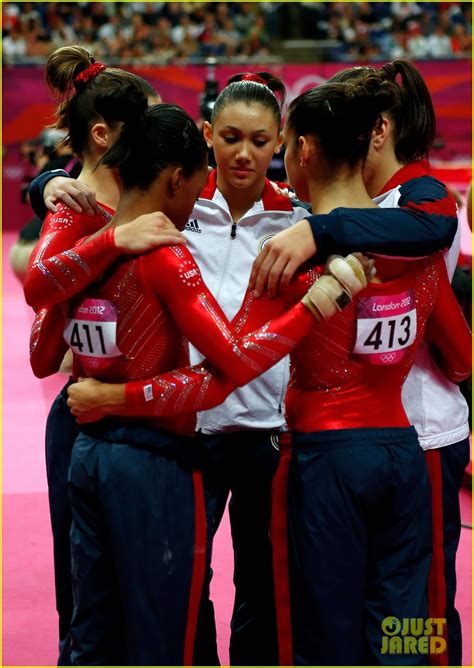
[
  {"left": 50, "top": 16, "right": 77, "bottom": 47},
  {"left": 2, "top": 23, "right": 27, "bottom": 58},
  {"left": 450, "top": 23, "right": 471, "bottom": 56},
  {"left": 161, "top": 1, "right": 185, "bottom": 28},
  {"left": 216, "top": 17, "right": 241, "bottom": 57},
  {"left": 234, "top": 2, "right": 257, "bottom": 36},
  {"left": 242, "top": 13, "right": 270, "bottom": 56},
  {"left": 171, "top": 13, "right": 201, "bottom": 47},
  {"left": 198, "top": 11, "right": 225, "bottom": 57},
  {"left": 428, "top": 24, "right": 453, "bottom": 58},
  {"left": 405, "top": 21, "right": 429, "bottom": 58},
  {"left": 97, "top": 13, "right": 121, "bottom": 46},
  {"left": 148, "top": 18, "right": 176, "bottom": 61}
]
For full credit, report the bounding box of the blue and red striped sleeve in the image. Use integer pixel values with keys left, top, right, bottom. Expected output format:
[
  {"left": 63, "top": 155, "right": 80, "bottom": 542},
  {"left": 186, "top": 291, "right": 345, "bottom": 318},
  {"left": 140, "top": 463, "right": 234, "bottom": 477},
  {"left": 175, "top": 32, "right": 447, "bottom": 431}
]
[{"left": 308, "top": 175, "right": 457, "bottom": 262}]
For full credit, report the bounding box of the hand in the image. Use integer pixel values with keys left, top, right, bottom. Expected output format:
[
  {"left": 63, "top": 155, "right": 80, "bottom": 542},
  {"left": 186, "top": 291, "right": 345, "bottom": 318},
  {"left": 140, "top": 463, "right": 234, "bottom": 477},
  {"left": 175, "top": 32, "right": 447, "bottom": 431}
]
[
  {"left": 114, "top": 212, "right": 186, "bottom": 254},
  {"left": 325, "top": 253, "right": 376, "bottom": 284},
  {"left": 44, "top": 177, "right": 98, "bottom": 215},
  {"left": 302, "top": 254, "right": 369, "bottom": 321},
  {"left": 67, "top": 377, "right": 125, "bottom": 423},
  {"left": 250, "top": 219, "right": 316, "bottom": 298},
  {"left": 347, "top": 252, "right": 376, "bottom": 281}
]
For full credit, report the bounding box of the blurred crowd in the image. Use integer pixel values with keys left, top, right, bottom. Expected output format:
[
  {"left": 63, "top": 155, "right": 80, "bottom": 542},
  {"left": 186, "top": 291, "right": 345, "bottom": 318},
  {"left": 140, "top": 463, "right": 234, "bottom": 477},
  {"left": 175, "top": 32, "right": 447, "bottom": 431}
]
[
  {"left": 301, "top": 2, "right": 472, "bottom": 61},
  {"left": 3, "top": 2, "right": 274, "bottom": 61},
  {"left": 3, "top": 2, "right": 472, "bottom": 63}
]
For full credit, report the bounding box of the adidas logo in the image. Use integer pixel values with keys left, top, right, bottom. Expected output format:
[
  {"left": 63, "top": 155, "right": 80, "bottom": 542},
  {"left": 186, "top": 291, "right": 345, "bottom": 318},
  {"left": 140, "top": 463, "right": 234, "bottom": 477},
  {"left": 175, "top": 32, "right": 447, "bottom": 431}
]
[{"left": 185, "top": 219, "right": 202, "bottom": 233}]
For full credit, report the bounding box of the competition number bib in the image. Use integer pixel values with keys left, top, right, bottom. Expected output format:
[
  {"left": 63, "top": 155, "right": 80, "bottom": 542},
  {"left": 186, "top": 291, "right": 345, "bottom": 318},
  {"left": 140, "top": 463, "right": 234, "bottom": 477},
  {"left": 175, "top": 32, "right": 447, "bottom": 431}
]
[
  {"left": 64, "top": 299, "right": 122, "bottom": 365},
  {"left": 353, "top": 290, "right": 417, "bottom": 365}
]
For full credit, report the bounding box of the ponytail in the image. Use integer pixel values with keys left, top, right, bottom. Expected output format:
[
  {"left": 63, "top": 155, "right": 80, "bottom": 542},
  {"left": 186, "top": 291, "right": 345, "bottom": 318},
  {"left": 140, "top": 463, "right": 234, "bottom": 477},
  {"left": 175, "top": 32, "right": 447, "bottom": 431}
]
[
  {"left": 45, "top": 45, "right": 157, "bottom": 159},
  {"left": 329, "top": 60, "right": 436, "bottom": 162}
]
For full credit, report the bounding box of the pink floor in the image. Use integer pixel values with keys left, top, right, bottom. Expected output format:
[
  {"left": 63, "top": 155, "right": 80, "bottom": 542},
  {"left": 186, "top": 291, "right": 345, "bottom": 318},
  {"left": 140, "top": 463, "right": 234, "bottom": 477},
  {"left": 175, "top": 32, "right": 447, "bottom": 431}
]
[{"left": 3, "top": 230, "right": 472, "bottom": 666}]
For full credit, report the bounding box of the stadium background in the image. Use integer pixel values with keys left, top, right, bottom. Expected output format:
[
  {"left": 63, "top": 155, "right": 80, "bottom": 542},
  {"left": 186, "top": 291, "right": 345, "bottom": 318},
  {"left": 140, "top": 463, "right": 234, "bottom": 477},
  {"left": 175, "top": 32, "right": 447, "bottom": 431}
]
[{"left": 2, "top": 2, "right": 472, "bottom": 666}]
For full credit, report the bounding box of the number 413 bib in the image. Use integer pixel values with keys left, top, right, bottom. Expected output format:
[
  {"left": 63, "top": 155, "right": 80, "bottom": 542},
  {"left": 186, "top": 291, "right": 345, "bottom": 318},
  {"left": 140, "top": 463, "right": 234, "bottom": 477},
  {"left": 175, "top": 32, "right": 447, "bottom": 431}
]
[
  {"left": 64, "top": 298, "right": 122, "bottom": 367},
  {"left": 353, "top": 290, "right": 417, "bottom": 365}
]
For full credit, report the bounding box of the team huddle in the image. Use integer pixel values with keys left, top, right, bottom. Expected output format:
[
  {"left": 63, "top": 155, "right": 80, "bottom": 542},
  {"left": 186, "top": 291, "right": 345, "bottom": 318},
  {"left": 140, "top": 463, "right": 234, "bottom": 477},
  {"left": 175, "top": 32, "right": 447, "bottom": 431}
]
[{"left": 24, "top": 46, "right": 471, "bottom": 666}]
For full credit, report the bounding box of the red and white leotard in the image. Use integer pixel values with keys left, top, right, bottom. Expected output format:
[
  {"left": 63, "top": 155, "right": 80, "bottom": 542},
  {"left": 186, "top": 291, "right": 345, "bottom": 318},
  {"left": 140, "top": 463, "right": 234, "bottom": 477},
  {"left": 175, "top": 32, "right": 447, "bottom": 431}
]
[
  {"left": 65, "top": 244, "right": 316, "bottom": 435},
  {"left": 121, "top": 255, "right": 471, "bottom": 432},
  {"left": 25, "top": 201, "right": 117, "bottom": 377},
  {"left": 284, "top": 255, "right": 471, "bottom": 432},
  {"left": 24, "top": 201, "right": 117, "bottom": 307}
]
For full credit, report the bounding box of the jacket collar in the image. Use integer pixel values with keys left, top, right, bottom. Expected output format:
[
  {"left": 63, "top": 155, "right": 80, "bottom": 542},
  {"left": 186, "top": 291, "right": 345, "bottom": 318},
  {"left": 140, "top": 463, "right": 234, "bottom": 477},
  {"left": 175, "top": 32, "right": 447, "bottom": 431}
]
[
  {"left": 377, "top": 160, "right": 430, "bottom": 196},
  {"left": 200, "top": 169, "right": 294, "bottom": 212}
]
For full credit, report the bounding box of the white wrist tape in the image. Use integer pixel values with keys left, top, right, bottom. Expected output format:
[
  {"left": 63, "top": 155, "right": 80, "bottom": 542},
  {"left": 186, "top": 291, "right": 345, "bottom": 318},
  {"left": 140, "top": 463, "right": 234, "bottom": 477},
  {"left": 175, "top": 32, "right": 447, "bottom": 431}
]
[
  {"left": 328, "top": 255, "right": 367, "bottom": 296},
  {"left": 302, "top": 274, "right": 352, "bottom": 321}
]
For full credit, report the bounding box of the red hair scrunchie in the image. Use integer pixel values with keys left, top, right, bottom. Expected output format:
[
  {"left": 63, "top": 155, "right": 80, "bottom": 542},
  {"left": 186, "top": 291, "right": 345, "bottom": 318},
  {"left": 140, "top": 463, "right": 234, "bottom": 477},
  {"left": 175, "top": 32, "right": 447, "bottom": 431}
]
[
  {"left": 241, "top": 72, "right": 269, "bottom": 87},
  {"left": 74, "top": 62, "right": 106, "bottom": 85}
]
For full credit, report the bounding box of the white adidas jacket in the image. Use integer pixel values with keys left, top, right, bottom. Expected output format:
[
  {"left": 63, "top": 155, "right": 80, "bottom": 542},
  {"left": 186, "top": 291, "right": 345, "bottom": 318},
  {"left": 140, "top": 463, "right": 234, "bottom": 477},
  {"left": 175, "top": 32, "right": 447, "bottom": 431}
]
[
  {"left": 183, "top": 170, "right": 309, "bottom": 434},
  {"left": 375, "top": 187, "right": 469, "bottom": 450}
]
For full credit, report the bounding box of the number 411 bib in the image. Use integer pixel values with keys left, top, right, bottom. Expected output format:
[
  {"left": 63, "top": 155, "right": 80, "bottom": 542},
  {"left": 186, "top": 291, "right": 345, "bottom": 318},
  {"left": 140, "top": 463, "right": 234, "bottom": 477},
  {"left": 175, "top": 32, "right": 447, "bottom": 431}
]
[
  {"left": 64, "top": 298, "right": 122, "bottom": 367},
  {"left": 353, "top": 289, "right": 417, "bottom": 365}
]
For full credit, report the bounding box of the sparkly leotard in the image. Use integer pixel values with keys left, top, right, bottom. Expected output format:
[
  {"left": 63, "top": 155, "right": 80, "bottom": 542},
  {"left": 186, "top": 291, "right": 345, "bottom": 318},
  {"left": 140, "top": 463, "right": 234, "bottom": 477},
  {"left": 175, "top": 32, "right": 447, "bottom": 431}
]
[
  {"left": 26, "top": 201, "right": 116, "bottom": 377},
  {"left": 121, "top": 255, "right": 471, "bottom": 431},
  {"left": 66, "top": 243, "right": 316, "bottom": 435}
]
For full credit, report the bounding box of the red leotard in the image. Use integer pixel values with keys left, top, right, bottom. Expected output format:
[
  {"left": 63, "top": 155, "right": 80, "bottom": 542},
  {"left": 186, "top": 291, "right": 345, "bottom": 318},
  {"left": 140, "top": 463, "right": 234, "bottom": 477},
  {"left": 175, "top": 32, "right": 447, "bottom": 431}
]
[
  {"left": 24, "top": 202, "right": 117, "bottom": 308},
  {"left": 27, "top": 202, "right": 116, "bottom": 377},
  {"left": 121, "top": 257, "right": 471, "bottom": 429},
  {"left": 285, "top": 255, "right": 471, "bottom": 432},
  {"left": 67, "top": 244, "right": 316, "bottom": 435}
]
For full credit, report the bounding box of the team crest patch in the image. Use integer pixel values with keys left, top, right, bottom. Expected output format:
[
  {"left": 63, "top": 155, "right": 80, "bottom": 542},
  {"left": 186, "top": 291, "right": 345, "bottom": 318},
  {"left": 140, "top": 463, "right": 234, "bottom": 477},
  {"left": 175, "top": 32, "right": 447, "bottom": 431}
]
[{"left": 178, "top": 259, "right": 202, "bottom": 288}]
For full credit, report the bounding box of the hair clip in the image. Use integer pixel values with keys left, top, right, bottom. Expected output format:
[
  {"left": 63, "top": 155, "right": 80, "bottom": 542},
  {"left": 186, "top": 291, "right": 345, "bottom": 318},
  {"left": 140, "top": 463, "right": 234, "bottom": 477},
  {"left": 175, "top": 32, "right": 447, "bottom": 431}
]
[{"left": 324, "top": 99, "right": 335, "bottom": 117}]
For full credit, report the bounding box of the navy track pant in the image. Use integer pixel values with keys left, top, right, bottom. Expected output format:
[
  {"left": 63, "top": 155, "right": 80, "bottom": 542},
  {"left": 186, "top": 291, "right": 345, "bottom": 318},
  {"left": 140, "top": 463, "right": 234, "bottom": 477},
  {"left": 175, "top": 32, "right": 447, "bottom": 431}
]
[
  {"left": 272, "top": 427, "right": 432, "bottom": 666},
  {"left": 68, "top": 424, "right": 206, "bottom": 666},
  {"left": 45, "top": 381, "right": 78, "bottom": 666},
  {"left": 193, "top": 430, "right": 280, "bottom": 666}
]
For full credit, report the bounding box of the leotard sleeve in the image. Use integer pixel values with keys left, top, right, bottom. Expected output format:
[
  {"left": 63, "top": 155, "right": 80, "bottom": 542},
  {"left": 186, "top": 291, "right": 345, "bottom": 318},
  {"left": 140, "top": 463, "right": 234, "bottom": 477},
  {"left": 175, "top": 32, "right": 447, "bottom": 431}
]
[
  {"left": 424, "top": 255, "right": 472, "bottom": 384},
  {"left": 142, "top": 245, "right": 315, "bottom": 386},
  {"left": 29, "top": 305, "right": 69, "bottom": 378},
  {"left": 23, "top": 203, "right": 120, "bottom": 309},
  {"left": 124, "top": 266, "right": 315, "bottom": 416}
]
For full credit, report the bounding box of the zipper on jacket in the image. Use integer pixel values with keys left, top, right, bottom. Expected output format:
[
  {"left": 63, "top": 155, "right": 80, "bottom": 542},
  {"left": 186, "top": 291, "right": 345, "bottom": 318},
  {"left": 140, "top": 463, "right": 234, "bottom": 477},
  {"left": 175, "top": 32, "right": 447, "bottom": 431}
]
[
  {"left": 230, "top": 222, "right": 237, "bottom": 238},
  {"left": 215, "top": 223, "right": 235, "bottom": 303}
]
